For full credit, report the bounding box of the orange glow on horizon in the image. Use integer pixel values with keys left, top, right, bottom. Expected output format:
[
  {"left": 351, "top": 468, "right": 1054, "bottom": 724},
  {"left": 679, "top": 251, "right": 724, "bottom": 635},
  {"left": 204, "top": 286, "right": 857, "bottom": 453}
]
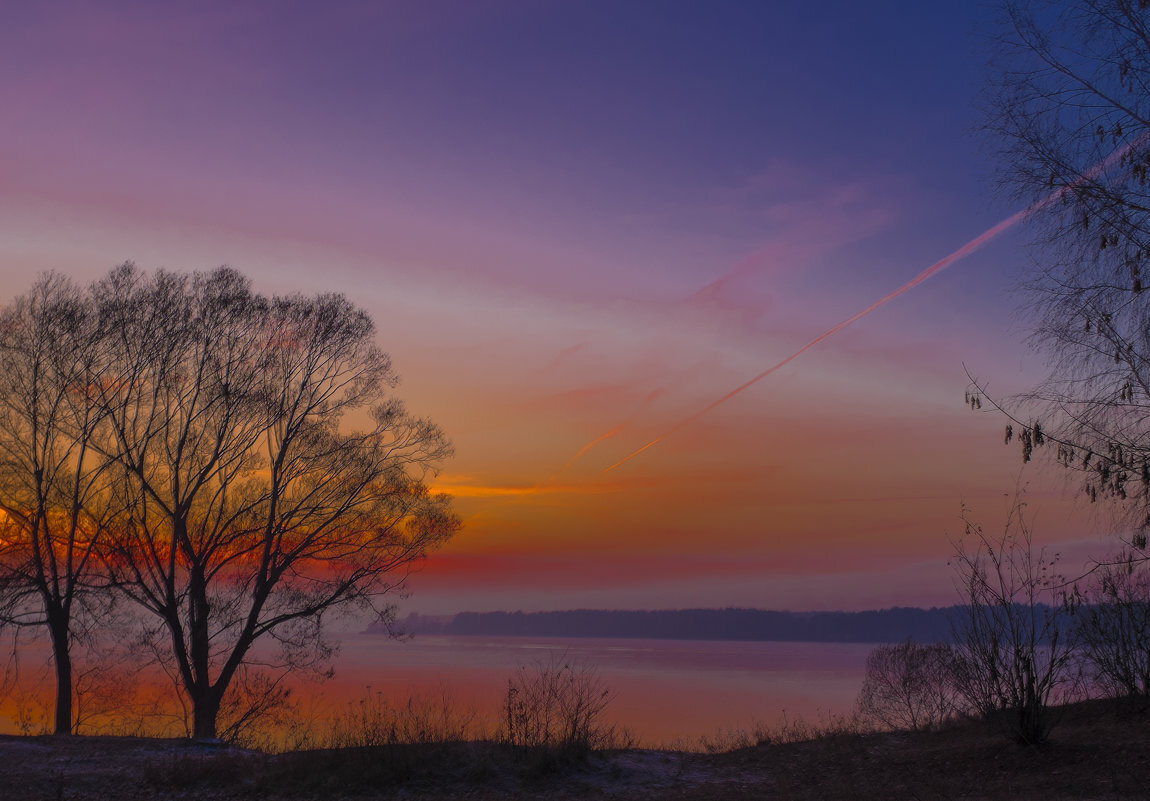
[{"left": 431, "top": 477, "right": 616, "bottom": 499}]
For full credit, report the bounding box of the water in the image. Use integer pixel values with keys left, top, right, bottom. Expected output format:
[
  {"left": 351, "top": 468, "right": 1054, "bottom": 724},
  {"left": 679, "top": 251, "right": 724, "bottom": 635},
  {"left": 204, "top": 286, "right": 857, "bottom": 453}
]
[
  {"left": 0, "top": 633, "right": 875, "bottom": 744},
  {"left": 327, "top": 634, "right": 873, "bottom": 746}
]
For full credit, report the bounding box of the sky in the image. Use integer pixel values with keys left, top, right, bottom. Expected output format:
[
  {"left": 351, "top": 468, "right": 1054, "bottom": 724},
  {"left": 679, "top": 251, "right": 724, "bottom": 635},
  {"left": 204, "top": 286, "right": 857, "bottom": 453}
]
[{"left": 0, "top": 1, "right": 1113, "bottom": 614}]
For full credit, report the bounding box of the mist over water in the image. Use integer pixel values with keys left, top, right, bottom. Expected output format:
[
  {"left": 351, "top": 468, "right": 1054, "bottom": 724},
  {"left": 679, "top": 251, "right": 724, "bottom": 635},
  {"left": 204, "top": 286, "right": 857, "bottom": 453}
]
[{"left": 333, "top": 634, "right": 872, "bottom": 746}]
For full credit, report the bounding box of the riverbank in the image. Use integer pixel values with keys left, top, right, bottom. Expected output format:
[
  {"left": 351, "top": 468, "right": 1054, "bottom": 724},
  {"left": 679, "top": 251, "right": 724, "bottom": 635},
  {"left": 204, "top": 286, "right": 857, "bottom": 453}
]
[{"left": 3, "top": 698, "right": 1149, "bottom": 800}]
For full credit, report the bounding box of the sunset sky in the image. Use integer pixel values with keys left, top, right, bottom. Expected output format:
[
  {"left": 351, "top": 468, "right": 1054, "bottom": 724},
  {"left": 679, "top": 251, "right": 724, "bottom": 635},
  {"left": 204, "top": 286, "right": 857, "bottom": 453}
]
[{"left": 0, "top": 1, "right": 1109, "bottom": 614}]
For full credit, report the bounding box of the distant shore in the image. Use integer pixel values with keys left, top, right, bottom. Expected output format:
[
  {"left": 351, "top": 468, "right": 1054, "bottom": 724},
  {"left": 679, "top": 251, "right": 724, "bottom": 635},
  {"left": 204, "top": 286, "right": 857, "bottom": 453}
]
[{"left": 374, "top": 606, "right": 967, "bottom": 644}]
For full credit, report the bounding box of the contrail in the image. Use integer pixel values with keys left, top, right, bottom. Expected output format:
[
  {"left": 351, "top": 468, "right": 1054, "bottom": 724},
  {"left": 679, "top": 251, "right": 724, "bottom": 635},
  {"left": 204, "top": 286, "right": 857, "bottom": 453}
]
[
  {"left": 551, "top": 387, "right": 665, "bottom": 476},
  {"left": 556, "top": 424, "right": 623, "bottom": 473},
  {"left": 597, "top": 137, "right": 1147, "bottom": 474},
  {"left": 601, "top": 211, "right": 1025, "bottom": 472}
]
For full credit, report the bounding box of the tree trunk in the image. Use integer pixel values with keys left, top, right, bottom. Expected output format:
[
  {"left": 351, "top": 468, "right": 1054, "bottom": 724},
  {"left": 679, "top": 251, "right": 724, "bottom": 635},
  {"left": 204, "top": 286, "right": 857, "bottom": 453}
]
[
  {"left": 48, "top": 617, "right": 72, "bottom": 736},
  {"left": 191, "top": 689, "right": 221, "bottom": 740},
  {"left": 187, "top": 559, "right": 218, "bottom": 740}
]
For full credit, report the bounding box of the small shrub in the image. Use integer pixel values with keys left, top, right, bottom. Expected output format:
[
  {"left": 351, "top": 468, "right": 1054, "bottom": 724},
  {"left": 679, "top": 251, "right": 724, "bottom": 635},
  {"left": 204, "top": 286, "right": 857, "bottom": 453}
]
[
  {"left": 949, "top": 502, "right": 1079, "bottom": 744},
  {"left": 1078, "top": 550, "right": 1150, "bottom": 705},
  {"left": 499, "top": 654, "right": 620, "bottom": 760},
  {"left": 856, "top": 640, "right": 959, "bottom": 731}
]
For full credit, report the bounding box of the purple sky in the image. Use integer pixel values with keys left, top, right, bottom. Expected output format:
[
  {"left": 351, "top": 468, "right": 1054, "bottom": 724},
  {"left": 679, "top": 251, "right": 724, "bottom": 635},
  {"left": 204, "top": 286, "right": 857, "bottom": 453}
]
[{"left": 0, "top": 1, "right": 1109, "bottom": 614}]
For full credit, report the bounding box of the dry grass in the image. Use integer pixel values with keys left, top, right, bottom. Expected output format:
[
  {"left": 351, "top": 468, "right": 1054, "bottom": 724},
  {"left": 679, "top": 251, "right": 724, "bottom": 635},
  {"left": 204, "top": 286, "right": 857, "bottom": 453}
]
[
  {"left": 2, "top": 698, "right": 1150, "bottom": 799},
  {"left": 659, "top": 699, "right": 1150, "bottom": 801}
]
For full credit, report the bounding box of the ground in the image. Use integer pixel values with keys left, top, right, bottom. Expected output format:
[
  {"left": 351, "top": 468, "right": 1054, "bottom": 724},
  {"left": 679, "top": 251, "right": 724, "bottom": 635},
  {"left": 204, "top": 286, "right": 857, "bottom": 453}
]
[{"left": 3, "top": 701, "right": 1150, "bottom": 800}]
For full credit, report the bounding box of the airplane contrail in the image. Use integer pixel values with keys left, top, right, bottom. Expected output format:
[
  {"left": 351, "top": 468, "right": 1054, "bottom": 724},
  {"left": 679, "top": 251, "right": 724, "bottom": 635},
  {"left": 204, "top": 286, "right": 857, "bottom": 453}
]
[
  {"left": 548, "top": 387, "right": 665, "bottom": 478},
  {"left": 594, "top": 137, "right": 1147, "bottom": 474},
  {"left": 557, "top": 424, "right": 622, "bottom": 473}
]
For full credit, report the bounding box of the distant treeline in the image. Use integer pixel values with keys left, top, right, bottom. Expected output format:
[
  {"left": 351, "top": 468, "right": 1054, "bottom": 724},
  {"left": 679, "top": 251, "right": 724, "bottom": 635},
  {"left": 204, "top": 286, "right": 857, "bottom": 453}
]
[{"left": 380, "top": 607, "right": 978, "bottom": 644}]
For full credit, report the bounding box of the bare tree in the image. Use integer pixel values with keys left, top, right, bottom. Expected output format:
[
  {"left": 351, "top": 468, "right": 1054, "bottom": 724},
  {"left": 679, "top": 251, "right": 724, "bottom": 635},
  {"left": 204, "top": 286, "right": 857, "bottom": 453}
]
[
  {"left": 949, "top": 502, "right": 1079, "bottom": 744},
  {"left": 0, "top": 275, "right": 119, "bottom": 734},
  {"left": 85, "top": 264, "right": 458, "bottom": 739},
  {"left": 856, "top": 640, "right": 959, "bottom": 732},
  {"left": 973, "top": 1, "right": 1150, "bottom": 537}
]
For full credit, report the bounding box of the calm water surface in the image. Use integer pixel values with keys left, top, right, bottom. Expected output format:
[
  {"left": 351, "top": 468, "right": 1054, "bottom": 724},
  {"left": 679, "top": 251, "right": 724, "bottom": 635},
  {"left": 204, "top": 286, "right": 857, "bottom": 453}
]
[{"left": 329, "top": 634, "right": 873, "bottom": 746}]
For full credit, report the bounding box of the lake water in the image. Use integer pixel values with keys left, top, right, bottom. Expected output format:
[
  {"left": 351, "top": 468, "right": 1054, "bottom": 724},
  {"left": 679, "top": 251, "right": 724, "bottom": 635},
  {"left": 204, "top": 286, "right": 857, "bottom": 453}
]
[
  {"left": 325, "top": 634, "right": 874, "bottom": 746},
  {"left": 0, "top": 633, "right": 875, "bottom": 745}
]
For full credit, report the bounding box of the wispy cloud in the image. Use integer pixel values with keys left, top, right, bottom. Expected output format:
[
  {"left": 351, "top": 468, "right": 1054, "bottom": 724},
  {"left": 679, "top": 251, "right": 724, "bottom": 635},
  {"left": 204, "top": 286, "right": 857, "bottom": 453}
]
[{"left": 687, "top": 161, "right": 900, "bottom": 314}]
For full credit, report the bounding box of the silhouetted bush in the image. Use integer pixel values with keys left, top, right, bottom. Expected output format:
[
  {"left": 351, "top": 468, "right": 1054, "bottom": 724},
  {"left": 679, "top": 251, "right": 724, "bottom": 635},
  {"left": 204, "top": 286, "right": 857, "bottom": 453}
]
[
  {"left": 949, "top": 502, "right": 1079, "bottom": 744},
  {"left": 1078, "top": 550, "right": 1150, "bottom": 705},
  {"left": 499, "top": 654, "right": 622, "bottom": 762},
  {"left": 856, "top": 640, "right": 959, "bottom": 731}
]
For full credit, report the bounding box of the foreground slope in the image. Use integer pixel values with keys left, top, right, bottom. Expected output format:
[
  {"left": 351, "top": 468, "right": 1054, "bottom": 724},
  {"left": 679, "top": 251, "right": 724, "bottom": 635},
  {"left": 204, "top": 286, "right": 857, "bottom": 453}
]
[{"left": 2, "top": 700, "right": 1149, "bottom": 800}]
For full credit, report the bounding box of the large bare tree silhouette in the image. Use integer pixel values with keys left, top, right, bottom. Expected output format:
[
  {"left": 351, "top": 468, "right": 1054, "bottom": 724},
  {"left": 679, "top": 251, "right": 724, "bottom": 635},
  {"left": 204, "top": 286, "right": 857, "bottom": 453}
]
[{"left": 0, "top": 265, "right": 459, "bottom": 739}]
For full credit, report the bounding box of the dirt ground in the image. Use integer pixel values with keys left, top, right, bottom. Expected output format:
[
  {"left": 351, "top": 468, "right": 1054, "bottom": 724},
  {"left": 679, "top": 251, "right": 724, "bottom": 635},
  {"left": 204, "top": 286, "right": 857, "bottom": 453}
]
[{"left": 3, "top": 701, "right": 1150, "bottom": 800}]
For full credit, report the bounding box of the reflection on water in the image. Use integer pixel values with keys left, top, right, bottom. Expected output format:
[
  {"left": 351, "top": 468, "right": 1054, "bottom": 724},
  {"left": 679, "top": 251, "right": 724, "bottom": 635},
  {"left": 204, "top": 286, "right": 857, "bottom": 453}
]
[
  {"left": 329, "top": 634, "right": 872, "bottom": 746},
  {"left": 0, "top": 633, "right": 874, "bottom": 745}
]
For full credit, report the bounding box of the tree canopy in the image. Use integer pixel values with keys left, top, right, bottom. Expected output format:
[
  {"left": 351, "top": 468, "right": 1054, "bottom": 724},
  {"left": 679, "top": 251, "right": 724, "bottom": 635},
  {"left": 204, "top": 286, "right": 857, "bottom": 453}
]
[
  {"left": 0, "top": 265, "right": 459, "bottom": 738},
  {"left": 975, "top": 0, "right": 1150, "bottom": 540}
]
